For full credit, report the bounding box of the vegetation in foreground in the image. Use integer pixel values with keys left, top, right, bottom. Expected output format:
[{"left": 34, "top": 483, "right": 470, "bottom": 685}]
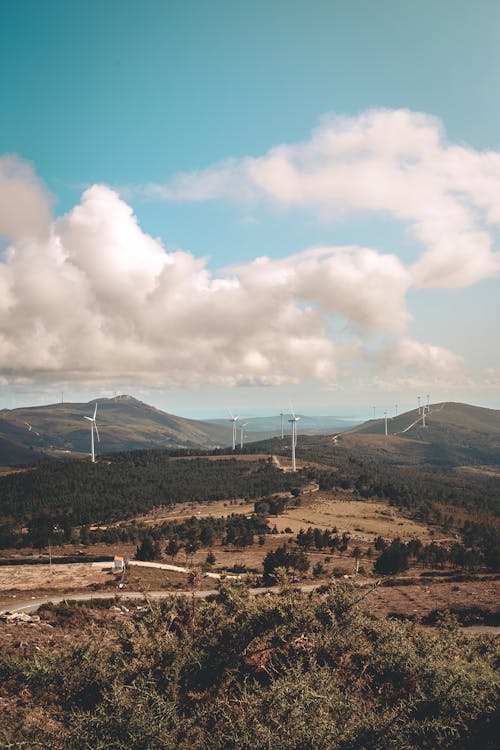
[{"left": 1, "top": 583, "right": 498, "bottom": 749}]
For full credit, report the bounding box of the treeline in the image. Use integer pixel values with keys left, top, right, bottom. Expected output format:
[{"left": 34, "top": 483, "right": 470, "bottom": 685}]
[
  {"left": 0, "top": 453, "right": 303, "bottom": 529},
  {"left": 372, "top": 535, "right": 500, "bottom": 574}
]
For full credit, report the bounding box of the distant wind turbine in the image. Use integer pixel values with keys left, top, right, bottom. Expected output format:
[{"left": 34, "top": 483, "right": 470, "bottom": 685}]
[
  {"left": 228, "top": 410, "right": 239, "bottom": 451},
  {"left": 384, "top": 410, "right": 388, "bottom": 437},
  {"left": 288, "top": 404, "right": 300, "bottom": 472},
  {"left": 239, "top": 423, "right": 248, "bottom": 449},
  {"left": 84, "top": 403, "right": 100, "bottom": 463}
]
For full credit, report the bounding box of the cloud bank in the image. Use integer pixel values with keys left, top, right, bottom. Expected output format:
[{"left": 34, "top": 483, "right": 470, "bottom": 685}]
[
  {"left": 4, "top": 106, "right": 494, "bottom": 392},
  {"left": 149, "top": 109, "right": 500, "bottom": 289}
]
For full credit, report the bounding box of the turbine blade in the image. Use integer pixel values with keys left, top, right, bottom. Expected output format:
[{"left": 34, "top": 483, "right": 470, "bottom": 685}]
[
  {"left": 94, "top": 423, "right": 100, "bottom": 442},
  {"left": 93, "top": 403, "right": 98, "bottom": 419},
  {"left": 84, "top": 416, "right": 92, "bottom": 421}
]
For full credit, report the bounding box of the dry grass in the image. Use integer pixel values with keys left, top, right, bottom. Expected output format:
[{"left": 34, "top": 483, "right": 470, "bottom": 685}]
[
  {"left": 131, "top": 497, "right": 255, "bottom": 526},
  {"left": 274, "top": 490, "right": 437, "bottom": 541}
]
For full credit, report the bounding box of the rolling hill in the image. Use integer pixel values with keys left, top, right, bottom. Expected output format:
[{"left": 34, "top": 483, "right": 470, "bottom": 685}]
[
  {"left": 338, "top": 402, "right": 500, "bottom": 467},
  {"left": 0, "top": 436, "right": 44, "bottom": 466},
  {"left": 0, "top": 395, "right": 230, "bottom": 461}
]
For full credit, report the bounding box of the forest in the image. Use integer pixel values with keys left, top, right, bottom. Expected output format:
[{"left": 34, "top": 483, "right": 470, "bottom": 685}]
[{"left": 0, "top": 452, "right": 303, "bottom": 528}]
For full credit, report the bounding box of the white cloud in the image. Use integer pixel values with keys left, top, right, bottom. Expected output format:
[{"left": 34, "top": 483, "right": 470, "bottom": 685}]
[
  {"left": 0, "top": 155, "right": 52, "bottom": 242},
  {"left": 376, "top": 337, "right": 465, "bottom": 379},
  {"left": 148, "top": 109, "right": 500, "bottom": 289},
  {"left": 0, "top": 154, "right": 469, "bottom": 392}
]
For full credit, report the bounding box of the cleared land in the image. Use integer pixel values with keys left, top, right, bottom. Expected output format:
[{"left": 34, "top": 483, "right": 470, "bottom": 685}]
[{"left": 273, "top": 490, "right": 437, "bottom": 540}]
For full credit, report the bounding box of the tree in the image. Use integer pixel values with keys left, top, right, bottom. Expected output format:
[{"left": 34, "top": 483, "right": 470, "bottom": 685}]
[
  {"left": 136, "top": 536, "right": 162, "bottom": 562},
  {"left": 205, "top": 551, "right": 216, "bottom": 566},
  {"left": 374, "top": 538, "right": 409, "bottom": 575},
  {"left": 312, "top": 561, "right": 324, "bottom": 578},
  {"left": 166, "top": 537, "right": 181, "bottom": 559}
]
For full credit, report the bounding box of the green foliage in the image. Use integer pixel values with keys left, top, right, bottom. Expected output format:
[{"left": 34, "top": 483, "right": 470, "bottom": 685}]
[
  {"left": 135, "top": 535, "right": 162, "bottom": 561},
  {"left": 374, "top": 538, "right": 410, "bottom": 575},
  {"left": 263, "top": 543, "right": 310, "bottom": 580},
  {"left": 1, "top": 586, "right": 498, "bottom": 749},
  {"left": 0, "top": 453, "right": 304, "bottom": 536}
]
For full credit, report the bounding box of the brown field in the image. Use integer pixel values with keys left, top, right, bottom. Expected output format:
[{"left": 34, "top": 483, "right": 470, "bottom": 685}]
[
  {"left": 130, "top": 497, "right": 256, "bottom": 526},
  {"left": 274, "top": 490, "right": 438, "bottom": 541},
  {"left": 0, "top": 562, "right": 115, "bottom": 608}
]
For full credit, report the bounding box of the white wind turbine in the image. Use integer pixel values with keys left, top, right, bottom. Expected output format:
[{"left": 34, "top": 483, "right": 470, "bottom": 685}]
[
  {"left": 228, "top": 410, "right": 239, "bottom": 451},
  {"left": 288, "top": 404, "right": 300, "bottom": 472},
  {"left": 239, "top": 422, "right": 248, "bottom": 449},
  {"left": 84, "top": 403, "right": 100, "bottom": 463}
]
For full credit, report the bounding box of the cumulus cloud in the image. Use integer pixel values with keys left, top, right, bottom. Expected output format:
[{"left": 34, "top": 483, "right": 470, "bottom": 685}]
[
  {"left": 376, "top": 337, "right": 465, "bottom": 379},
  {"left": 148, "top": 109, "right": 500, "bottom": 288},
  {"left": 0, "top": 155, "right": 466, "bottom": 391},
  {"left": 0, "top": 155, "right": 53, "bottom": 241}
]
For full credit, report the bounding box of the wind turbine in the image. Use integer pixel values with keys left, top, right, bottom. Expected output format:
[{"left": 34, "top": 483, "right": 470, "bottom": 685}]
[
  {"left": 426, "top": 393, "right": 430, "bottom": 413},
  {"left": 84, "top": 403, "right": 100, "bottom": 463},
  {"left": 288, "top": 405, "right": 300, "bottom": 472},
  {"left": 384, "top": 410, "right": 388, "bottom": 436},
  {"left": 239, "top": 423, "right": 248, "bottom": 449},
  {"left": 228, "top": 410, "right": 239, "bottom": 451},
  {"left": 417, "top": 395, "right": 421, "bottom": 414}
]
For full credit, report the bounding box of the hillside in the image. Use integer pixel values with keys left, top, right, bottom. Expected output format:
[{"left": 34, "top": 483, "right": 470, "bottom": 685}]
[
  {"left": 344, "top": 402, "right": 500, "bottom": 467},
  {"left": 0, "top": 436, "right": 43, "bottom": 466},
  {"left": 0, "top": 395, "right": 229, "bottom": 459}
]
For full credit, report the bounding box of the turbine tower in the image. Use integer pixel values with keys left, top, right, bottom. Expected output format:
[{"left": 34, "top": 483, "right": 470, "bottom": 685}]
[
  {"left": 280, "top": 411, "right": 284, "bottom": 439},
  {"left": 394, "top": 404, "right": 398, "bottom": 416},
  {"left": 228, "top": 410, "right": 239, "bottom": 451},
  {"left": 384, "top": 410, "right": 388, "bottom": 437},
  {"left": 426, "top": 393, "right": 430, "bottom": 413},
  {"left": 239, "top": 423, "right": 248, "bottom": 449},
  {"left": 288, "top": 405, "right": 300, "bottom": 472},
  {"left": 417, "top": 395, "right": 421, "bottom": 414},
  {"left": 84, "top": 403, "right": 100, "bottom": 463}
]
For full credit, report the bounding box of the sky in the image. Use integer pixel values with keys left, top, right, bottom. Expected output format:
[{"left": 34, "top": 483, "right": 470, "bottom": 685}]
[{"left": 1, "top": 0, "right": 500, "bottom": 418}]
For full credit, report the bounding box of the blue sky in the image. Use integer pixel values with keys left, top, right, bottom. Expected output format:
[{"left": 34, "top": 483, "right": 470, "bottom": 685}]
[{"left": 1, "top": 1, "right": 500, "bottom": 417}]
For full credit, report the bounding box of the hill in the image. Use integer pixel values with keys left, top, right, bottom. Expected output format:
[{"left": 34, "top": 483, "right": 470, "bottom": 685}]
[
  {"left": 0, "top": 395, "right": 230, "bottom": 459},
  {"left": 0, "top": 435, "right": 43, "bottom": 467},
  {"left": 343, "top": 402, "right": 500, "bottom": 467}
]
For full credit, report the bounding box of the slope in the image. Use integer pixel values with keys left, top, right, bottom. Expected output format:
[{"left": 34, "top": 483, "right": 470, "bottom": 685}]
[
  {"left": 344, "top": 402, "right": 500, "bottom": 467},
  {"left": 0, "top": 395, "right": 230, "bottom": 454}
]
